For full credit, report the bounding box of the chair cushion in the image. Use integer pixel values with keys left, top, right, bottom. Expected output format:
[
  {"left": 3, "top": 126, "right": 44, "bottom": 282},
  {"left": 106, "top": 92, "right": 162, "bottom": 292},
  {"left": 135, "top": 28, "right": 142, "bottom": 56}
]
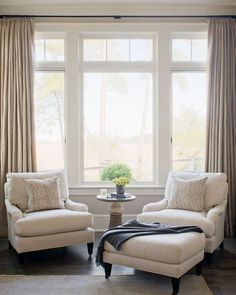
[
  {"left": 7, "top": 171, "right": 69, "bottom": 212},
  {"left": 137, "top": 209, "right": 215, "bottom": 237},
  {"left": 165, "top": 171, "right": 227, "bottom": 211},
  {"left": 15, "top": 209, "right": 93, "bottom": 237},
  {"left": 104, "top": 232, "right": 205, "bottom": 264}
]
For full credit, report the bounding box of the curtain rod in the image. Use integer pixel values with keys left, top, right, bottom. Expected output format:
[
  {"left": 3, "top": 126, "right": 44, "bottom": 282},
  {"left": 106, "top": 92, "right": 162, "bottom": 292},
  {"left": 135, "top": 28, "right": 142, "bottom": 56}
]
[{"left": 0, "top": 15, "right": 235, "bottom": 19}]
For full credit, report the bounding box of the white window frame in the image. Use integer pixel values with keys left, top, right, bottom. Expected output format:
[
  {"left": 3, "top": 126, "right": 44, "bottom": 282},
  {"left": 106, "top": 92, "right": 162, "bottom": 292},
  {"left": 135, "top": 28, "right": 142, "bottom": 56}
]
[
  {"left": 34, "top": 22, "right": 207, "bottom": 194},
  {"left": 34, "top": 31, "right": 67, "bottom": 172},
  {"left": 170, "top": 32, "right": 207, "bottom": 171},
  {"left": 79, "top": 33, "right": 158, "bottom": 186}
]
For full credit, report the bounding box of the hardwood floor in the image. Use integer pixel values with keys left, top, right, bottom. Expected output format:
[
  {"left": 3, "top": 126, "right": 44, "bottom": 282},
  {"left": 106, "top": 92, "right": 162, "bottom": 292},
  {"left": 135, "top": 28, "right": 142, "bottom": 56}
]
[
  {"left": 203, "top": 239, "right": 236, "bottom": 295},
  {"left": 0, "top": 235, "right": 235, "bottom": 294}
]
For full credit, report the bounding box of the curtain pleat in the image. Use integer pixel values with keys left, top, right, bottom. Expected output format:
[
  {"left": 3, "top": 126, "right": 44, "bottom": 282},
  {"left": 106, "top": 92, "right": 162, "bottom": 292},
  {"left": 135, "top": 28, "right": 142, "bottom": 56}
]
[
  {"left": 0, "top": 18, "right": 37, "bottom": 237},
  {"left": 205, "top": 18, "right": 236, "bottom": 237}
]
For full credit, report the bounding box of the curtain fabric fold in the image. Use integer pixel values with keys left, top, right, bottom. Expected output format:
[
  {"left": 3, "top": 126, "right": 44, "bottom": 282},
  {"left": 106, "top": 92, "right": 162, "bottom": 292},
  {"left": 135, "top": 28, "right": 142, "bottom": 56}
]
[
  {"left": 0, "top": 18, "right": 37, "bottom": 236},
  {"left": 206, "top": 18, "right": 236, "bottom": 237}
]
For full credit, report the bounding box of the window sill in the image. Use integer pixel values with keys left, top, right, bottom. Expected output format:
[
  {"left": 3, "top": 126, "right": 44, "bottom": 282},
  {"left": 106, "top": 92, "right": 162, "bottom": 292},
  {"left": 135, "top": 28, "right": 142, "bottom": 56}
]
[{"left": 69, "top": 186, "right": 165, "bottom": 196}]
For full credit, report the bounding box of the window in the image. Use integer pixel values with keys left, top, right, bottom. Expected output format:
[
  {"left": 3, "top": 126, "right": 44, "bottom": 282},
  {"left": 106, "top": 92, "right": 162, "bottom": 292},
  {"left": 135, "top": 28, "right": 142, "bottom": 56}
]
[
  {"left": 84, "top": 72, "right": 153, "bottom": 182},
  {"left": 34, "top": 24, "right": 208, "bottom": 188},
  {"left": 172, "top": 72, "right": 206, "bottom": 171},
  {"left": 171, "top": 33, "right": 207, "bottom": 172},
  {"left": 172, "top": 37, "right": 207, "bottom": 62},
  {"left": 34, "top": 34, "right": 65, "bottom": 170},
  {"left": 83, "top": 38, "right": 153, "bottom": 62},
  {"left": 82, "top": 37, "right": 155, "bottom": 183},
  {"left": 35, "top": 37, "right": 64, "bottom": 62}
]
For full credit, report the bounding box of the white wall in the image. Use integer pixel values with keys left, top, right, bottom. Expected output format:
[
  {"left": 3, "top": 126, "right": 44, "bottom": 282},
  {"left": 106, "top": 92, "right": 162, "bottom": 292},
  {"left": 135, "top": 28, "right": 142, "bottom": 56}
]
[{"left": 70, "top": 189, "right": 164, "bottom": 231}]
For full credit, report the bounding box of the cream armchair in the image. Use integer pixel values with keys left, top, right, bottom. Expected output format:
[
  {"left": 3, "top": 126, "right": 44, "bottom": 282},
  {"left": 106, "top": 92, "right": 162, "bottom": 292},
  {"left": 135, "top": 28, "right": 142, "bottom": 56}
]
[
  {"left": 5, "top": 171, "right": 94, "bottom": 264},
  {"left": 138, "top": 172, "right": 228, "bottom": 264}
]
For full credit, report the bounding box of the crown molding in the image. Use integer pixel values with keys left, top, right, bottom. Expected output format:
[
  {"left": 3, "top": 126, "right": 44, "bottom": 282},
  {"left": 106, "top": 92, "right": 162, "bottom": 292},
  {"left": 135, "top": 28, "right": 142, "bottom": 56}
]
[{"left": 0, "top": 4, "right": 235, "bottom": 17}]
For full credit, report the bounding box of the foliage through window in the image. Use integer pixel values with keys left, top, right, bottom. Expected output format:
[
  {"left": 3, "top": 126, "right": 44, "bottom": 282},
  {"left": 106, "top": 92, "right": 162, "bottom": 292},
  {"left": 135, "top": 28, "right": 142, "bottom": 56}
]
[
  {"left": 34, "top": 72, "right": 65, "bottom": 171},
  {"left": 83, "top": 72, "right": 153, "bottom": 182},
  {"left": 82, "top": 36, "right": 154, "bottom": 182},
  {"left": 34, "top": 35, "right": 65, "bottom": 171},
  {"left": 172, "top": 72, "right": 206, "bottom": 171},
  {"left": 171, "top": 33, "right": 207, "bottom": 172}
]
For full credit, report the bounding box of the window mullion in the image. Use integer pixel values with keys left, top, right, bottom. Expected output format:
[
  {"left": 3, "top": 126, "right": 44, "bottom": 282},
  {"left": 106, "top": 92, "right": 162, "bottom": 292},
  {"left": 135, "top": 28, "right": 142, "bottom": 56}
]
[
  {"left": 157, "top": 30, "right": 171, "bottom": 187},
  {"left": 66, "top": 30, "right": 80, "bottom": 186}
]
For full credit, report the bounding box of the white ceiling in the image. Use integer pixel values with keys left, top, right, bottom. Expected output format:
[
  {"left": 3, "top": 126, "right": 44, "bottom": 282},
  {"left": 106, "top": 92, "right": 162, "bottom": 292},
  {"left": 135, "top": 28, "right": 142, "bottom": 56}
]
[{"left": 0, "top": 0, "right": 235, "bottom": 5}]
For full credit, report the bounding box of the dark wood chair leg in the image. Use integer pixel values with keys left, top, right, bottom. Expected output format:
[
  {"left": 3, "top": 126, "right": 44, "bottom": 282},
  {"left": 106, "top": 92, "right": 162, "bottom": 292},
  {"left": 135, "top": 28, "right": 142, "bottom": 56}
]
[
  {"left": 219, "top": 241, "right": 224, "bottom": 250},
  {"left": 195, "top": 261, "right": 202, "bottom": 276},
  {"left": 8, "top": 241, "right": 13, "bottom": 250},
  {"left": 17, "top": 253, "right": 24, "bottom": 265},
  {"left": 205, "top": 253, "right": 212, "bottom": 268},
  {"left": 104, "top": 263, "right": 112, "bottom": 279},
  {"left": 87, "top": 243, "right": 94, "bottom": 256},
  {"left": 171, "top": 277, "right": 180, "bottom": 295}
]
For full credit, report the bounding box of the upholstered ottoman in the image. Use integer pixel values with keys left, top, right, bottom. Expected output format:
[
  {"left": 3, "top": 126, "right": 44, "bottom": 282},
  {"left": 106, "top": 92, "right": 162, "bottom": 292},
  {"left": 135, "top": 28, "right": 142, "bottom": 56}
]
[{"left": 103, "top": 232, "right": 206, "bottom": 295}]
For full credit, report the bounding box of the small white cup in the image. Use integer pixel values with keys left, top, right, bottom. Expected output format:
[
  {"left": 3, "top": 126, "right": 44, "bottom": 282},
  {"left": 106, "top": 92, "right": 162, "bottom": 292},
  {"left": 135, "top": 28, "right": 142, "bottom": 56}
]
[{"left": 100, "top": 189, "right": 107, "bottom": 196}]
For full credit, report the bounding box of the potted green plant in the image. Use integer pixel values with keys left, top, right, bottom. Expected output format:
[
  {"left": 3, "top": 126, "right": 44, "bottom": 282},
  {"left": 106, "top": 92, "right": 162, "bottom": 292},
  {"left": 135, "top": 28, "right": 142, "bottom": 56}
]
[
  {"left": 101, "top": 163, "right": 132, "bottom": 181},
  {"left": 112, "top": 176, "right": 129, "bottom": 195}
]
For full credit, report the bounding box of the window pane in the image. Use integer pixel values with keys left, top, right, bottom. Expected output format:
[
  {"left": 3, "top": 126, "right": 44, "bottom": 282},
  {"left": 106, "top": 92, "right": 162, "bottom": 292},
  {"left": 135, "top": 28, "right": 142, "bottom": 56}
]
[
  {"left": 35, "top": 39, "right": 44, "bottom": 62},
  {"left": 192, "top": 39, "right": 207, "bottom": 61},
  {"left": 34, "top": 72, "right": 65, "bottom": 170},
  {"left": 107, "top": 39, "right": 129, "bottom": 61},
  {"left": 172, "top": 72, "right": 206, "bottom": 171},
  {"left": 130, "top": 39, "right": 153, "bottom": 61},
  {"left": 84, "top": 73, "right": 153, "bottom": 182},
  {"left": 45, "top": 39, "right": 64, "bottom": 61},
  {"left": 83, "top": 39, "right": 106, "bottom": 61},
  {"left": 172, "top": 39, "right": 191, "bottom": 61}
]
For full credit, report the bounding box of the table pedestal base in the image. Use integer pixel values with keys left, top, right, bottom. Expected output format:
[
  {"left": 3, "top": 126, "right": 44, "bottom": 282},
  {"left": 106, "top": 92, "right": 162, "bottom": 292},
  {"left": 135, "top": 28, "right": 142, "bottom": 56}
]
[{"left": 109, "top": 202, "right": 124, "bottom": 228}]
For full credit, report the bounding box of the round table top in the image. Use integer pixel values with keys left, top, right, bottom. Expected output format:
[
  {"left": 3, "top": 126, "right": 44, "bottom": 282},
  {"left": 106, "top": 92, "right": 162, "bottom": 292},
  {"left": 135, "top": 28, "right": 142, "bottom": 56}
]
[{"left": 96, "top": 193, "right": 136, "bottom": 203}]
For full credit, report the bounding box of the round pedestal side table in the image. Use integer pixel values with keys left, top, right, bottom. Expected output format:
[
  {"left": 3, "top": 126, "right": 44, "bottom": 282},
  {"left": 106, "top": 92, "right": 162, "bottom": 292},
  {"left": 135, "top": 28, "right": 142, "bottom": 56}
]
[{"left": 96, "top": 194, "right": 136, "bottom": 228}]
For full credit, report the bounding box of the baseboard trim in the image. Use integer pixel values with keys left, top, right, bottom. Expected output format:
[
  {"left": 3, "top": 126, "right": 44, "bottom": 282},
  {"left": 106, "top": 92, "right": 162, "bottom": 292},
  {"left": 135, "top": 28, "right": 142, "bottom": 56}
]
[{"left": 93, "top": 214, "right": 137, "bottom": 232}]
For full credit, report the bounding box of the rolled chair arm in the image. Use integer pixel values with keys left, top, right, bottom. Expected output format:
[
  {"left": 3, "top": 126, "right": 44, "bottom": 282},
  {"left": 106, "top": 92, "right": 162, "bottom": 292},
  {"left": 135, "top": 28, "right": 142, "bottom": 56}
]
[
  {"left": 5, "top": 199, "right": 23, "bottom": 223},
  {"left": 65, "top": 199, "right": 88, "bottom": 212},
  {"left": 207, "top": 200, "right": 227, "bottom": 223},
  {"left": 142, "top": 198, "right": 168, "bottom": 213}
]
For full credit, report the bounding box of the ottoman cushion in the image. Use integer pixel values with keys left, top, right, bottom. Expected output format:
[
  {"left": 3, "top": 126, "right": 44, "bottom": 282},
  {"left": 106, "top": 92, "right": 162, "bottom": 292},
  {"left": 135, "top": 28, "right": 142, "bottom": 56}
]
[{"left": 104, "top": 232, "right": 205, "bottom": 265}]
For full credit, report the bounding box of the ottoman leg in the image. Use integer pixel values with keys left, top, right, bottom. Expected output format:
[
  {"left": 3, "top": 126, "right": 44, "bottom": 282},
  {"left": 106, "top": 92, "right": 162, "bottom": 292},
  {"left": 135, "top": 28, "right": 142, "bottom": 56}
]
[
  {"left": 104, "top": 263, "right": 112, "bottom": 279},
  {"left": 87, "top": 243, "right": 94, "bottom": 256},
  {"left": 8, "top": 241, "right": 13, "bottom": 250},
  {"left": 171, "top": 277, "right": 180, "bottom": 295},
  {"left": 219, "top": 241, "right": 224, "bottom": 250},
  {"left": 17, "top": 253, "right": 24, "bottom": 265},
  {"left": 195, "top": 261, "right": 202, "bottom": 276},
  {"left": 205, "top": 253, "right": 212, "bottom": 268}
]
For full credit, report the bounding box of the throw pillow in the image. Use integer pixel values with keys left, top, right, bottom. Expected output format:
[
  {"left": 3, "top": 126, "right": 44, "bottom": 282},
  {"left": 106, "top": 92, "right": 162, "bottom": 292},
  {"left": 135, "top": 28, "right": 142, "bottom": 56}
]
[
  {"left": 7, "top": 170, "right": 69, "bottom": 212},
  {"left": 24, "top": 176, "right": 65, "bottom": 213},
  {"left": 167, "top": 177, "right": 208, "bottom": 212}
]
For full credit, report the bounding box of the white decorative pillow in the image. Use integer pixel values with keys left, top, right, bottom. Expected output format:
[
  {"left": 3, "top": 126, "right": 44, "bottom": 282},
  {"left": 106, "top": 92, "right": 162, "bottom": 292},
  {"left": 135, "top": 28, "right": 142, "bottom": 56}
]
[
  {"left": 167, "top": 177, "right": 208, "bottom": 212},
  {"left": 24, "top": 176, "right": 65, "bottom": 213}
]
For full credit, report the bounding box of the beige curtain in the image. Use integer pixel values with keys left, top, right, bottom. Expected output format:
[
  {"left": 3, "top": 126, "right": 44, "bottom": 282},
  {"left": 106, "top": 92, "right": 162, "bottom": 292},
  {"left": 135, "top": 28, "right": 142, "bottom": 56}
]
[
  {"left": 0, "top": 18, "right": 37, "bottom": 236},
  {"left": 206, "top": 18, "right": 236, "bottom": 237}
]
